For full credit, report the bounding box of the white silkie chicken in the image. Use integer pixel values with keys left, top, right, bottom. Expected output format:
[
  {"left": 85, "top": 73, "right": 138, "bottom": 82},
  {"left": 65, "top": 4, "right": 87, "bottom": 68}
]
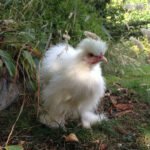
[{"left": 39, "top": 35, "right": 107, "bottom": 128}]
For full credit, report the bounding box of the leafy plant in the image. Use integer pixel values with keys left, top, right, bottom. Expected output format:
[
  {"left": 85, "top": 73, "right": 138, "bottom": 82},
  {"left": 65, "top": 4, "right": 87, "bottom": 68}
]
[
  {"left": 0, "top": 0, "right": 107, "bottom": 91},
  {"left": 0, "top": 49, "right": 15, "bottom": 77},
  {"left": 5, "top": 145, "right": 23, "bottom": 150}
]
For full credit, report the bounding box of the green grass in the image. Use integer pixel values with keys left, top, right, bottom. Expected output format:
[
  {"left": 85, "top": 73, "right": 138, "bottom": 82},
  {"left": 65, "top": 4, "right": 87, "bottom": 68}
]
[{"left": 106, "top": 64, "right": 150, "bottom": 103}]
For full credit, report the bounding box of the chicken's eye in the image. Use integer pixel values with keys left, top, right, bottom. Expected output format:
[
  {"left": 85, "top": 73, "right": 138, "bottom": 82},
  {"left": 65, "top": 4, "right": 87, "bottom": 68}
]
[{"left": 88, "top": 53, "right": 94, "bottom": 57}]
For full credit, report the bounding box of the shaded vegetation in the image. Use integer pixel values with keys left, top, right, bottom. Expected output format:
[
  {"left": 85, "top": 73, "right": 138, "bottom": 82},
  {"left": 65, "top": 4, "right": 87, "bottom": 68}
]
[{"left": 0, "top": 0, "right": 150, "bottom": 149}]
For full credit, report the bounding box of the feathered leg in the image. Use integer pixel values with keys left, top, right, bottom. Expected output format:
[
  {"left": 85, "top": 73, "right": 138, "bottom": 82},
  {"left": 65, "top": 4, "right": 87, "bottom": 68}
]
[
  {"left": 80, "top": 111, "right": 107, "bottom": 128},
  {"left": 39, "top": 111, "right": 66, "bottom": 128}
]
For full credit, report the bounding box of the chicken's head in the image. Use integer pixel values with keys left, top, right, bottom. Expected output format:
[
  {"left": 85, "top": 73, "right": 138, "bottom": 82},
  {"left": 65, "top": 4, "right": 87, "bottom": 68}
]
[{"left": 77, "top": 38, "right": 108, "bottom": 65}]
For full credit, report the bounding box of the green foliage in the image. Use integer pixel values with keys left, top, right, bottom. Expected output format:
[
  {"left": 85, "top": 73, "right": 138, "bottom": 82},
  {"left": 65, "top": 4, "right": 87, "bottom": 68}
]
[
  {"left": 103, "top": 33, "right": 150, "bottom": 75},
  {"left": 0, "top": 1, "right": 150, "bottom": 149},
  {"left": 5, "top": 145, "right": 23, "bottom": 150},
  {"left": 103, "top": 0, "right": 150, "bottom": 39},
  {"left": 93, "top": 120, "right": 119, "bottom": 137},
  {"left": 1, "top": 0, "right": 105, "bottom": 47},
  {"left": 0, "top": 0, "right": 106, "bottom": 90},
  {"left": 86, "top": 0, "right": 111, "bottom": 17},
  {"left": 106, "top": 64, "right": 150, "bottom": 103},
  {"left": 21, "top": 50, "right": 36, "bottom": 79},
  {"left": 0, "top": 49, "right": 15, "bottom": 76}
]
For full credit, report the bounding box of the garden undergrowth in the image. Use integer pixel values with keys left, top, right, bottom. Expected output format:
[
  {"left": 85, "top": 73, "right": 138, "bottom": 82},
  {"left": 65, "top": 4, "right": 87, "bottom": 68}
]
[
  {"left": 0, "top": 0, "right": 150, "bottom": 149},
  {"left": 0, "top": 65, "right": 149, "bottom": 150}
]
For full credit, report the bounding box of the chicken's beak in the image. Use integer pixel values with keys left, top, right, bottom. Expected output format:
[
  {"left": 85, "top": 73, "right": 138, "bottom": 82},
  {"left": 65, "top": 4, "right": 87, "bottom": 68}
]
[{"left": 101, "top": 56, "right": 108, "bottom": 63}]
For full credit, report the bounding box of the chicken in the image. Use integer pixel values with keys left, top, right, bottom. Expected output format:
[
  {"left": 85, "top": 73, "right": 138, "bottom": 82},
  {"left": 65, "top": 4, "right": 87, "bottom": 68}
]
[{"left": 39, "top": 37, "right": 108, "bottom": 128}]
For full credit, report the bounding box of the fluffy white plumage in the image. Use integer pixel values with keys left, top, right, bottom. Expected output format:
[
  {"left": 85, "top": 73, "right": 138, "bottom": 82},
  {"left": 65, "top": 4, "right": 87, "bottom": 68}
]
[{"left": 39, "top": 38, "right": 107, "bottom": 128}]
